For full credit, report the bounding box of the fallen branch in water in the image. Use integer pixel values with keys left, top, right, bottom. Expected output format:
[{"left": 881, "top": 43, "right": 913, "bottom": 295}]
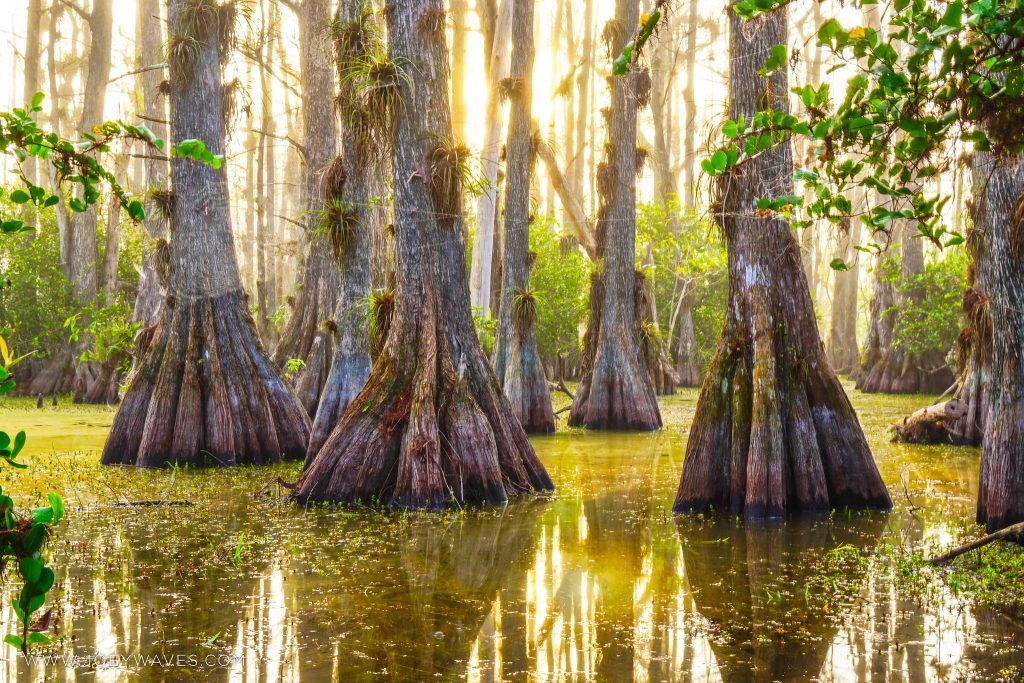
[
  {"left": 892, "top": 399, "right": 967, "bottom": 444},
  {"left": 111, "top": 500, "right": 193, "bottom": 508},
  {"left": 929, "top": 521, "right": 1024, "bottom": 566}
]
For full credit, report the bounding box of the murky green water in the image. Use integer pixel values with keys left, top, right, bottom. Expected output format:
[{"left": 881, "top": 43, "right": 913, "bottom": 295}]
[{"left": 0, "top": 385, "right": 1020, "bottom": 681}]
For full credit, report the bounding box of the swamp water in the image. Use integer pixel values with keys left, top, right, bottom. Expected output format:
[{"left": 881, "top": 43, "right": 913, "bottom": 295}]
[{"left": 0, "top": 386, "right": 1020, "bottom": 681}]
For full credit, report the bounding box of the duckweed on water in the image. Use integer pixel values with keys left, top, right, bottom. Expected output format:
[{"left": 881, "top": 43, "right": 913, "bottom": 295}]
[{"left": 0, "top": 385, "right": 1021, "bottom": 680}]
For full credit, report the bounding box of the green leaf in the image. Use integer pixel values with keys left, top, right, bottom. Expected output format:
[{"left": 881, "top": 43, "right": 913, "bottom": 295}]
[
  {"left": 18, "top": 558, "right": 42, "bottom": 583},
  {"left": 30, "top": 91, "right": 44, "bottom": 111},
  {"left": 10, "top": 190, "right": 30, "bottom": 204},
  {"left": 47, "top": 494, "right": 63, "bottom": 521},
  {"left": 710, "top": 150, "right": 728, "bottom": 172},
  {"left": 4, "top": 635, "right": 23, "bottom": 650},
  {"left": 127, "top": 200, "right": 145, "bottom": 222},
  {"left": 830, "top": 258, "right": 850, "bottom": 272},
  {"left": 26, "top": 632, "right": 51, "bottom": 646}
]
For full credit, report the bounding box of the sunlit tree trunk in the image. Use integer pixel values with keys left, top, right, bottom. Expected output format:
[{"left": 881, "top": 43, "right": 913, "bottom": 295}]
[
  {"left": 132, "top": 0, "right": 168, "bottom": 327},
  {"left": 567, "top": 0, "right": 661, "bottom": 430},
  {"left": 469, "top": 0, "right": 511, "bottom": 314},
  {"left": 68, "top": 0, "right": 113, "bottom": 303},
  {"left": 295, "top": 0, "right": 553, "bottom": 508},
  {"left": 101, "top": 0, "right": 310, "bottom": 468},
  {"left": 22, "top": 0, "right": 42, "bottom": 185},
  {"left": 673, "top": 4, "right": 891, "bottom": 517},
  {"left": 272, "top": 0, "right": 342, "bottom": 405},
  {"left": 680, "top": 0, "right": 700, "bottom": 208},
  {"left": 573, "top": 0, "right": 594, "bottom": 204},
  {"left": 827, "top": 215, "right": 861, "bottom": 374},
  {"left": 492, "top": 0, "right": 555, "bottom": 434},
  {"left": 450, "top": 0, "right": 468, "bottom": 142}
]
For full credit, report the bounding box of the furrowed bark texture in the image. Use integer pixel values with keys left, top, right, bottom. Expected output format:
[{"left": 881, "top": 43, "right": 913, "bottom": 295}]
[
  {"left": 491, "top": 0, "right": 555, "bottom": 434},
  {"left": 973, "top": 151, "right": 1024, "bottom": 532},
  {"left": 101, "top": 0, "right": 310, "bottom": 468},
  {"left": 637, "top": 269, "right": 680, "bottom": 396},
  {"left": 567, "top": 0, "right": 661, "bottom": 431},
  {"left": 272, "top": 0, "right": 341, "bottom": 390},
  {"left": 294, "top": 0, "right": 553, "bottom": 509},
  {"left": 304, "top": 0, "right": 376, "bottom": 459},
  {"left": 673, "top": 6, "right": 891, "bottom": 518}
]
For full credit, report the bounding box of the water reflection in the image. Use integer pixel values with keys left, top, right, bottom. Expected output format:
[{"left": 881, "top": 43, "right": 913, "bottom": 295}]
[{"left": 0, "top": 392, "right": 1022, "bottom": 680}]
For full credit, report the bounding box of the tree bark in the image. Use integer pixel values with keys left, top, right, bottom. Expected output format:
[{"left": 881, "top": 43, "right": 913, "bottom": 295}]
[
  {"left": 295, "top": 0, "right": 553, "bottom": 508},
  {"left": 567, "top": 0, "right": 662, "bottom": 431},
  {"left": 972, "top": 151, "right": 1024, "bottom": 532},
  {"left": 22, "top": 0, "right": 43, "bottom": 185},
  {"left": 680, "top": 0, "right": 700, "bottom": 208},
  {"left": 272, "top": 0, "right": 340, "bottom": 381},
  {"left": 303, "top": 0, "right": 376, "bottom": 458},
  {"left": 492, "top": 0, "right": 555, "bottom": 434},
  {"left": 101, "top": 0, "right": 310, "bottom": 468},
  {"left": 673, "top": 5, "right": 891, "bottom": 518}
]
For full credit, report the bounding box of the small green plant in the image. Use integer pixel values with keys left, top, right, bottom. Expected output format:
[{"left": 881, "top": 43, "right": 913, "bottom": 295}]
[
  {"left": 284, "top": 358, "right": 306, "bottom": 380},
  {"left": 0, "top": 337, "right": 63, "bottom": 654}
]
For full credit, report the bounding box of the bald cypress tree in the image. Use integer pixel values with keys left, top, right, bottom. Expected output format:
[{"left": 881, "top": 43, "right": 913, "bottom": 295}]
[
  {"left": 295, "top": 0, "right": 552, "bottom": 508},
  {"left": 673, "top": 3, "right": 891, "bottom": 517},
  {"left": 101, "top": 0, "right": 310, "bottom": 467}
]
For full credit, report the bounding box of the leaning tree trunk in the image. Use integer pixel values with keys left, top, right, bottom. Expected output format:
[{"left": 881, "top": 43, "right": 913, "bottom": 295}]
[
  {"left": 567, "top": 0, "right": 661, "bottom": 431},
  {"left": 971, "top": 151, "right": 1024, "bottom": 531},
  {"left": 303, "top": 0, "right": 377, "bottom": 459},
  {"left": 101, "top": 0, "right": 310, "bottom": 468},
  {"left": 294, "top": 0, "right": 553, "bottom": 509},
  {"left": 491, "top": 0, "right": 555, "bottom": 434},
  {"left": 272, "top": 0, "right": 341, "bottom": 397},
  {"left": 673, "top": 4, "right": 891, "bottom": 518}
]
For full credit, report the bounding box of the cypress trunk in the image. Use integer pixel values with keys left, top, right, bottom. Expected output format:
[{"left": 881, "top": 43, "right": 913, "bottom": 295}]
[
  {"left": 294, "top": 0, "right": 553, "bottom": 508},
  {"left": 673, "top": 6, "right": 891, "bottom": 518},
  {"left": 272, "top": 0, "right": 341, "bottom": 391},
  {"left": 101, "top": 0, "right": 310, "bottom": 468},
  {"left": 971, "top": 151, "right": 1024, "bottom": 532},
  {"left": 303, "top": 0, "right": 377, "bottom": 459},
  {"left": 567, "top": 0, "right": 662, "bottom": 431},
  {"left": 827, "top": 216, "right": 861, "bottom": 374},
  {"left": 492, "top": 0, "right": 555, "bottom": 434}
]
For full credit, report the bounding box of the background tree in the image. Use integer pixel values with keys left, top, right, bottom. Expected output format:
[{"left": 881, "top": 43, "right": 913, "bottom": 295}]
[
  {"left": 272, "top": 0, "right": 342, "bottom": 392},
  {"left": 492, "top": 0, "right": 555, "bottom": 434},
  {"left": 567, "top": 0, "right": 661, "bottom": 431},
  {"left": 295, "top": 0, "right": 552, "bottom": 508},
  {"left": 101, "top": 0, "right": 310, "bottom": 468}
]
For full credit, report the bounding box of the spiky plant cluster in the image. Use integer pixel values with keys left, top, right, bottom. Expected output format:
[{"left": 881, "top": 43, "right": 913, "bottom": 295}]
[
  {"left": 366, "top": 287, "right": 395, "bottom": 359},
  {"left": 332, "top": 1, "right": 378, "bottom": 67},
  {"left": 318, "top": 198, "right": 361, "bottom": 262},
  {"left": 158, "top": 79, "right": 171, "bottom": 96},
  {"left": 427, "top": 139, "right": 473, "bottom": 216},
  {"left": 635, "top": 145, "right": 649, "bottom": 177},
  {"left": 337, "top": 47, "right": 407, "bottom": 157},
  {"left": 635, "top": 68, "right": 652, "bottom": 109},
  {"left": 602, "top": 18, "right": 626, "bottom": 56},
  {"left": 511, "top": 289, "right": 538, "bottom": 333},
  {"left": 321, "top": 155, "right": 347, "bottom": 200},
  {"left": 221, "top": 78, "right": 243, "bottom": 134},
  {"left": 166, "top": 32, "right": 202, "bottom": 82},
  {"left": 148, "top": 188, "right": 175, "bottom": 220},
  {"left": 153, "top": 237, "right": 171, "bottom": 288},
  {"left": 498, "top": 77, "right": 525, "bottom": 102}
]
